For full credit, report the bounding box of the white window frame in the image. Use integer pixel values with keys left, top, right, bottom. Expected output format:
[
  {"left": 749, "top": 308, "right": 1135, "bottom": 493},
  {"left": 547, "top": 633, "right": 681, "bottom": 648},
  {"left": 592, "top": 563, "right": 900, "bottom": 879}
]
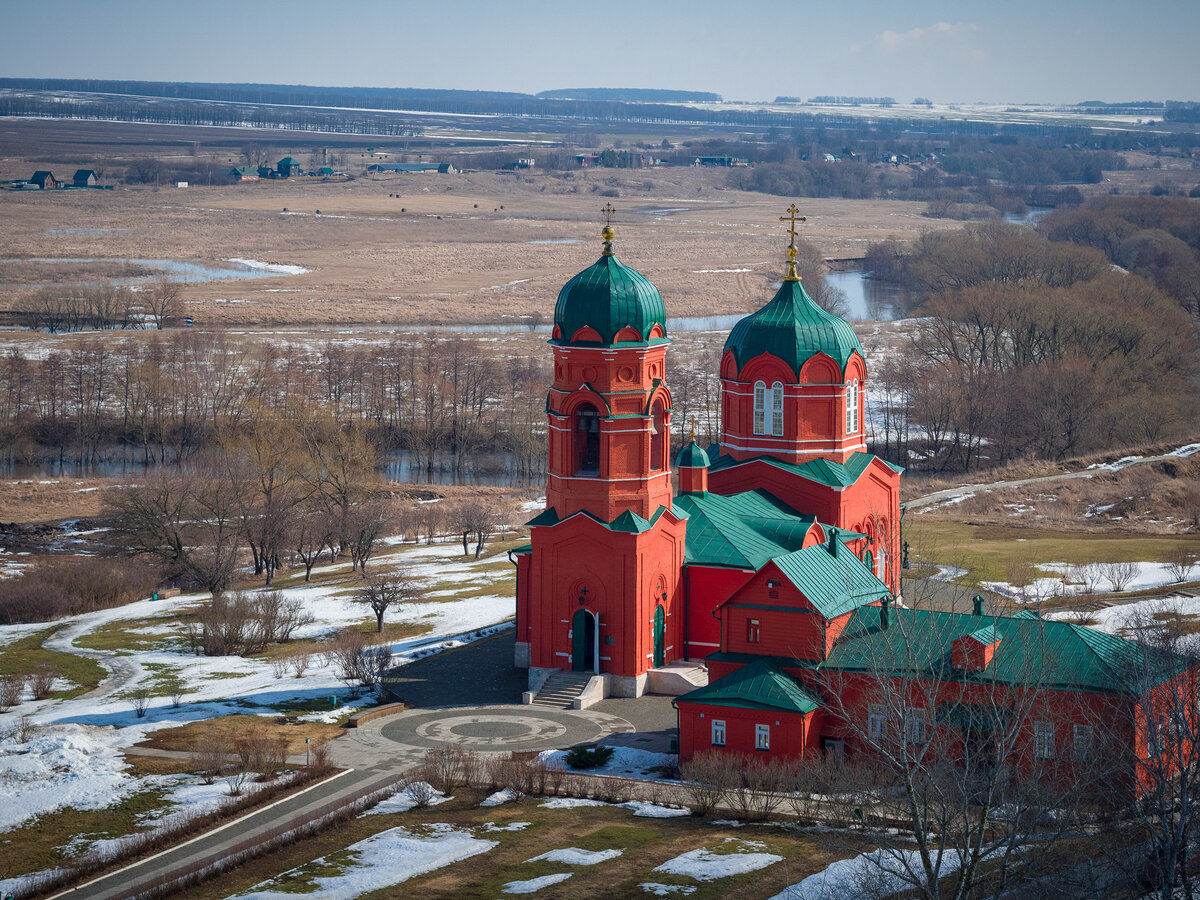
[
  {"left": 712, "top": 719, "right": 726, "bottom": 747},
  {"left": 755, "top": 723, "right": 770, "bottom": 751},
  {"left": 1035, "top": 721, "right": 1055, "bottom": 760},
  {"left": 746, "top": 617, "right": 761, "bottom": 644},
  {"left": 753, "top": 381, "right": 785, "bottom": 436},
  {"left": 905, "top": 707, "right": 926, "bottom": 745},
  {"left": 770, "top": 381, "right": 784, "bottom": 436},
  {"left": 867, "top": 704, "right": 887, "bottom": 741},
  {"left": 846, "top": 378, "right": 860, "bottom": 433},
  {"left": 753, "top": 381, "right": 766, "bottom": 435}
]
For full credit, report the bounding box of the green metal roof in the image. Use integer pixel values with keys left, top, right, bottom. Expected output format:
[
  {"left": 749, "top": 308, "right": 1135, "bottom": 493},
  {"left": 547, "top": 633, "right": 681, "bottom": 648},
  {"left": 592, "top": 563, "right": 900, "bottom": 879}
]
[
  {"left": 964, "top": 625, "right": 999, "bottom": 645},
  {"left": 673, "top": 490, "right": 815, "bottom": 569},
  {"left": 723, "top": 279, "right": 863, "bottom": 378},
  {"left": 820, "top": 607, "right": 1187, "bottom": 694},
  {"left": 676, "top": 657, "right": 820, "bottom": 714},
  {"left": 553, "top": 253, "right": 667, "bottom": 346},
  {"left": 676, "top": 441, "right": 710, "bottom": 469},
  {"left": 707, "top": 448, "right": 902, "bottom": 490},
  {"left": 770, "top": 544, "right": 890, "bottom": 619},
  {"left": 526, "top": 504, "right": 673, "bottom": 533}
]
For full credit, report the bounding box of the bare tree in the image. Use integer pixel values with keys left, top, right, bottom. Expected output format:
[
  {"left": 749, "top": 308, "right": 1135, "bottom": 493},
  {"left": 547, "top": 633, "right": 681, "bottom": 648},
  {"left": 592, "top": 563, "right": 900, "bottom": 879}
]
[
  {"left": 815, "top": 607, "right": 1110, "bottom": 900},
  {"left": 1164, "top": 547, "right": 1197, "bottom": 584},
  {"left": 143, "top": 279, "right": 183, "bottom": 329},
  {"left": 344, "top": 499, "right": 393, "bottom": 576},
  {"left": 358, "top": 569, "right": 422, "bottom": 632}
]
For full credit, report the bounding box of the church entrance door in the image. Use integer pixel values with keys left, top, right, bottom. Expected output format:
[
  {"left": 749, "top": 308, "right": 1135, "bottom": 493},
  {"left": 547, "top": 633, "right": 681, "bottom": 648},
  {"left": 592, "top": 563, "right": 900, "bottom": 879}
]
[
  {"left": 571, "top": 609, "right": 596, "bottom": 673},
  {"left": 653, "top": 605, "right": 665, "bottom": 668}
]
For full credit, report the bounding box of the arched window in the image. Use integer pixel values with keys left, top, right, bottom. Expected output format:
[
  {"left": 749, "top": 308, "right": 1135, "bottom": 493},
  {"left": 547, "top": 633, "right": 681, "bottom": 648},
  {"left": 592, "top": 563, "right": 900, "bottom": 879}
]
[
  {"left": 846, "top": 379, "right": 860, "bottom": 434},
  {"left": 573, "top": 404, "right": 600, "bottom": 475},
  {"left": 754, "top": 381, "right": 785, "bottom": 436},
  {"left": 650, "top": 400, "right": 666, "bottom": 470},
  {"left": 770, "top": 382, "right": 784, "bottom": 437}
]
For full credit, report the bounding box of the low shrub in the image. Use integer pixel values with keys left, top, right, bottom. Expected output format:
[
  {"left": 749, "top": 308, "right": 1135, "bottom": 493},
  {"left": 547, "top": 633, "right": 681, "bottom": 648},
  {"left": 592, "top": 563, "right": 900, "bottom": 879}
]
[
  {"left": 564, "top": 744, "right": 614, "bottom": 769},
  {"left": 0, "top": 556, "right": 159, "bottom": 624}
]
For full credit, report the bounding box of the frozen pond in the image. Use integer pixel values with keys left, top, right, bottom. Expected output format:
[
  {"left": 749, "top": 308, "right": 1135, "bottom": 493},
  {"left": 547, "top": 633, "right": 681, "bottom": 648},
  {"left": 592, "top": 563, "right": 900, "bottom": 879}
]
[{"left": 2, "top": 257, "right": 308, "bottom": 286}]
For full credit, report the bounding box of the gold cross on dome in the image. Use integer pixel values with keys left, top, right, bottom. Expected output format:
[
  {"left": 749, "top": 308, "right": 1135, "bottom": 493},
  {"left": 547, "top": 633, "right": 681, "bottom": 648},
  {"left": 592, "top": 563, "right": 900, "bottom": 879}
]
[
  {"left": 687, "top": 415, "right": 698, "bottom": 443},
  {"left": 780, "top": 204, "right": 806, "bottom": 244},
  {"left": 602, "top": 202, "right": 616, "bottom": 228},
  {"left": 780, "top": 204, "right": 806, "bottom": 281}
]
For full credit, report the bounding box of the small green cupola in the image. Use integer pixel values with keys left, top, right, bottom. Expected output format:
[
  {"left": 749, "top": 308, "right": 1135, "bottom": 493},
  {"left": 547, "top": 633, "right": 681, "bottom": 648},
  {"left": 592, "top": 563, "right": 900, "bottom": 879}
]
[
  {"left": 676, "top": 440, "right": 709, "bottom": 494},
  {"left": 723, "top": 213, "right": 862, "bottom": 380},
  {"left": 552, "top": 214, "right": 667, "bottom": 346}
]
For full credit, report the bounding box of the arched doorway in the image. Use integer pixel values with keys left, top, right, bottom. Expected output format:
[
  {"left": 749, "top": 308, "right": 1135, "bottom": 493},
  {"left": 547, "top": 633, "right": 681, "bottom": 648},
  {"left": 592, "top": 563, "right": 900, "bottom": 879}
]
[
  {"left": 571, "top": 609, "right": 596, "bottom": 673},
  {"left": 653, "top": 604, "right": 665, "bottom": 668}
]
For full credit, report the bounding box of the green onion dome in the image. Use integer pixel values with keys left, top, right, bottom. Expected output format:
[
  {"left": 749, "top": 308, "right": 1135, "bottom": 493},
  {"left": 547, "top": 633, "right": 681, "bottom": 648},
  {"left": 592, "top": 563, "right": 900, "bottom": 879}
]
[
  {"left": 676, "top": 441, "right": 711, "bottom": 469},
  {"left": 553, "top": 228, "right": 667, "bottom": 345},
  {"left": 723, "top": 277, "right": 862, "bottom": 380}
]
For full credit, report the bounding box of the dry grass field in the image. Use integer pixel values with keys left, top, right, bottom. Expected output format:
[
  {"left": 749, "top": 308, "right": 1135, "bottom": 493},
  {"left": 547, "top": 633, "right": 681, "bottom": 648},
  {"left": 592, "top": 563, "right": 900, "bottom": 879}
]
[{"left": 1, "top": 122, "right": 968, "bottom": 328}]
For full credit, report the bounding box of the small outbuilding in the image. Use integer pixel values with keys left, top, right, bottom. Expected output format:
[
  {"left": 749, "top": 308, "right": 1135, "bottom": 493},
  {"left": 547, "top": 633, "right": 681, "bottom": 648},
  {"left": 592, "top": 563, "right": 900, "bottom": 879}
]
[
  {"left": 229, "top": 167, "right": 259, "bottom": 182},
  {"left": 30, "top": 171, "right": 58, "bottom": 189},
  {"left": 73, "top": 169, "right": 99, "bottom": 187}
]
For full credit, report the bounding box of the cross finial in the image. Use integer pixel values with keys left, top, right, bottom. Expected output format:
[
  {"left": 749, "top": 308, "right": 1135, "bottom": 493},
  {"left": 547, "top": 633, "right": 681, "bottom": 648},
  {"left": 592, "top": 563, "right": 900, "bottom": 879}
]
[
  {"left": 780, "top": 204, "right": 807, "bottom": 281},
  {"left": 601, "top": 203, "right": 616, "bottom": 255},
  {"left": 687, "top": 415, "right": 698, "bottom": 444}
]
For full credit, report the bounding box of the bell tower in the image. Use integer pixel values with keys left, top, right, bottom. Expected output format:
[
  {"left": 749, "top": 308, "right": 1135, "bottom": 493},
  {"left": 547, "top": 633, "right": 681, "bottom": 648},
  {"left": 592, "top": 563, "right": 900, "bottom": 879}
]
[
  {"left": 514, "top": 210, "right": 687, "bottom": 698},
  {"left": 544, "top": 208, "right": 674, "bottom": 521}
]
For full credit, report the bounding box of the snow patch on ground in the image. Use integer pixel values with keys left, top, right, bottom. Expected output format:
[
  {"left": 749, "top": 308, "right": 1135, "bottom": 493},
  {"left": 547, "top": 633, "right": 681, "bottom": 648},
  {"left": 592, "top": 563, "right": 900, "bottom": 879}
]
[
  {"left": 537, "top": 746, "right": 676, "bottom": 779},
  {"left": 364, "top": 782, "right": 449, "bottom": 815},
  {"left": 1049, "top": 593, "right": 1200, "bottom": 634},
  {"left": 526, "top": 847, "right": 622, "bottom": 865},
  {"left": 767, "top": 848, "right": 963, "bottom": 899},
  {"left": 641, "top": 886, "right": 697, "bottom": 896},
  {"left": 233, "top": 824, "right": 495, "bottom": 899},
  {"left": 481, "top": 787, "right": 521, "bottom": 807},
  {"left": 539, "top": 797, "right": 609, "bottom": 809},
  {"left": 620, "top": 801, "right": 691, "bottom": 818},
  {"left": 502, "top": 872, "right": 573, "bottom": 893},
  {"left": 226, "top": 258, "right": 310, "bottom": 276},
  {"left": 653, "top": 839, "right": 783, "bottom": 881},
  {"left": 983, "top": 561, "right": 1196, "bottom": 602}
]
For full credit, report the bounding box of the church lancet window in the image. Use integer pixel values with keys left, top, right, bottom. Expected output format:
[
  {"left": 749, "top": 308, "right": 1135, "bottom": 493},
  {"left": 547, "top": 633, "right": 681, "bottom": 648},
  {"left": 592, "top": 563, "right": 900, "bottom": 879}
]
[
  {"left": 574, "top": 404, "right": 600, "bottom": 475},
  {"left": 754, "top": 381, "right": 784, "bottom": 436},
  {"left": 846, "top": 379, "right": 859, "bottom": 434},
  {"left": 650, "top": 400, "right": 666, "bottom": 470}
]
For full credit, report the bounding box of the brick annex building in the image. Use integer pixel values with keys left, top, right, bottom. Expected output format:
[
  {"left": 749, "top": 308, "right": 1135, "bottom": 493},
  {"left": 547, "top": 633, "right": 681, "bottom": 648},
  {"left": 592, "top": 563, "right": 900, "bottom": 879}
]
[{"left": 513, "top": 213, "right": 1195, "bottom": 771}]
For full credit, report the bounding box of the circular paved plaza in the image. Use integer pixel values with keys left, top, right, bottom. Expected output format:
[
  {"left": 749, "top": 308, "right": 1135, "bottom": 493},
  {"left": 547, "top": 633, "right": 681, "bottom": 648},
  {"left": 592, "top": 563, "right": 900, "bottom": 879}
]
[{"left": 378, "top": 705, "right": 635, "bottom": 753}]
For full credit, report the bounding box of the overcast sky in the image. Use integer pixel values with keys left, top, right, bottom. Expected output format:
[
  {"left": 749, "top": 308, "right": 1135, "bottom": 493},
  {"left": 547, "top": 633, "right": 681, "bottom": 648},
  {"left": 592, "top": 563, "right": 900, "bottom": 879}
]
[{"left": 2, "top": 0, "right": 1196, "bottom": 104}]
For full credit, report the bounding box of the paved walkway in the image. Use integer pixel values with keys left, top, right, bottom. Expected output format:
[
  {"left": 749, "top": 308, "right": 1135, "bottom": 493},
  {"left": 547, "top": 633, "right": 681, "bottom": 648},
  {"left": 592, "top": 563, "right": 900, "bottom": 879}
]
[{"left": 64, "top": 634, "right": 678, "bottom": 899}]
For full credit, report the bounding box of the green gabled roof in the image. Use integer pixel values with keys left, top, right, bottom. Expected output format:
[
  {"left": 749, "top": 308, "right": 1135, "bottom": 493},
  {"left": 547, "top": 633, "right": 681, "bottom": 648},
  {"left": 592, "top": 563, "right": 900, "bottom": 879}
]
[
  {"left": 821, "top": 607, "right": 1189, "bottom": 694},
  {"left": 723, "top": 278, "right": 863, "bottom": 378},
  {"left": 673, "top": 489, "right": 814, "bottom": 569},
  {"left": 526, "top": 505, "right": 673, "bottom": 533},
  {"left": 677, "top": 657, "right": 820, "bottom": 714},
  {"left": 964, "top": 625, "right": 999, "bottom": 645},
  {"left": 770, "top": 544, "right": 890, "bottom": 619},
  {"left": 676, "top": 441, "right": 710, "bottom": 469},
  {"left": 707, "top": 449, "right": 901, "bottom": 490},
  {"left": 553, "top": 252, "right": 667, "bottom": 346}
]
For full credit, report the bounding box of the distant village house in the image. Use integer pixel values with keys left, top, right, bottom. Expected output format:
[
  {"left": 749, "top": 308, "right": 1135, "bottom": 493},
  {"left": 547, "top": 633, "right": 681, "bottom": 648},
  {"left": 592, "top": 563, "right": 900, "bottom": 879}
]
[
  {"left": 30, "top": 171, "right": 58, "bottom": 189},
  {"left": 73, "top": 169, "right": 99, "bottom": 186}
]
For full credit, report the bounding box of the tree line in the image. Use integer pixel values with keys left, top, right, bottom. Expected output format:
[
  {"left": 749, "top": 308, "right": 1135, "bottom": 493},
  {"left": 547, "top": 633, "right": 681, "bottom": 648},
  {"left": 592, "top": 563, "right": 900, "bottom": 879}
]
[
  {"left": 865, "top": 222, "right": 1199, "bottom": 471},
  {"left": 0, "top": 331, "right": 548, "bottom": 478}
]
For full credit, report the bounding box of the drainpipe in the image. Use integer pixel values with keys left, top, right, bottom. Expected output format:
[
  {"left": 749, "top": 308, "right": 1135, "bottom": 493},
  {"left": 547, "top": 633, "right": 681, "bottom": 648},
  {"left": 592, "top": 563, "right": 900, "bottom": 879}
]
[{"left": 682, "top": 567, "right": 691, "bottom": 661}]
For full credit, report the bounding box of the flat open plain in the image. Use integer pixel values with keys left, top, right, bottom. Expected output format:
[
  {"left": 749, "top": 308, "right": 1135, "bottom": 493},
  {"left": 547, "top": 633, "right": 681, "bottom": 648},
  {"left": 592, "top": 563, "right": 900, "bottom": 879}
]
[{"left": 0, "top": 166, "right": 962, "bottom": 327}]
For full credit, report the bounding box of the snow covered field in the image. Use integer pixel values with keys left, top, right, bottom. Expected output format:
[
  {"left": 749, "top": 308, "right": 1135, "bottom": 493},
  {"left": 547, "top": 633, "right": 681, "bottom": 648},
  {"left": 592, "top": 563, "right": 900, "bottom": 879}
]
[
  {"left": 981, "top": 560, "right": 1197, "bottom": 603},
  {"left": 0, "top": 538, "right": 516, "bottom": 862}
]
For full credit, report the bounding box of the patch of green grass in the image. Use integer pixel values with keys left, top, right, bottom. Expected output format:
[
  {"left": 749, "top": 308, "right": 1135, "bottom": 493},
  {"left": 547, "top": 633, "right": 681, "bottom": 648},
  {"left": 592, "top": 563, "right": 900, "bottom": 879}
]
[
  {"left": 73, "top": 619, "right": 179, "bottom": 653},
  {"left": 909, "top": 521, "right": 1200, "bottom": 586},
  {"left": 0, "top": 628, "right": 107, "bottom": 699},
  {"left": 205, "top": 670, "right": 255, "bottom": 680},
  {"left": 0, "top": 788, "right": 174, "bottom": 878}
]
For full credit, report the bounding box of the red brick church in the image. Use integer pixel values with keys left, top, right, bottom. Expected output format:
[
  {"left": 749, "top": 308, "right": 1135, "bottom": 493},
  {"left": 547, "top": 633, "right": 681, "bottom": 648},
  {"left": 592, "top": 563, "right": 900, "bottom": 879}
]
[{"left": 512, "top": 210, "right": 1194, "bottom": 774}]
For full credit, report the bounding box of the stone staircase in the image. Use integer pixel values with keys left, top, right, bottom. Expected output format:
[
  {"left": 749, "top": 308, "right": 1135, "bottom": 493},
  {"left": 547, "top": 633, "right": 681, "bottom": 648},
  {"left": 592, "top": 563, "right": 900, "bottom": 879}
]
[
  {"left": 530, "top": 670, "right": 594, "bottom": 708},
  {"left": 646, "top": 660, "right": 709, "bottom": 696}
]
